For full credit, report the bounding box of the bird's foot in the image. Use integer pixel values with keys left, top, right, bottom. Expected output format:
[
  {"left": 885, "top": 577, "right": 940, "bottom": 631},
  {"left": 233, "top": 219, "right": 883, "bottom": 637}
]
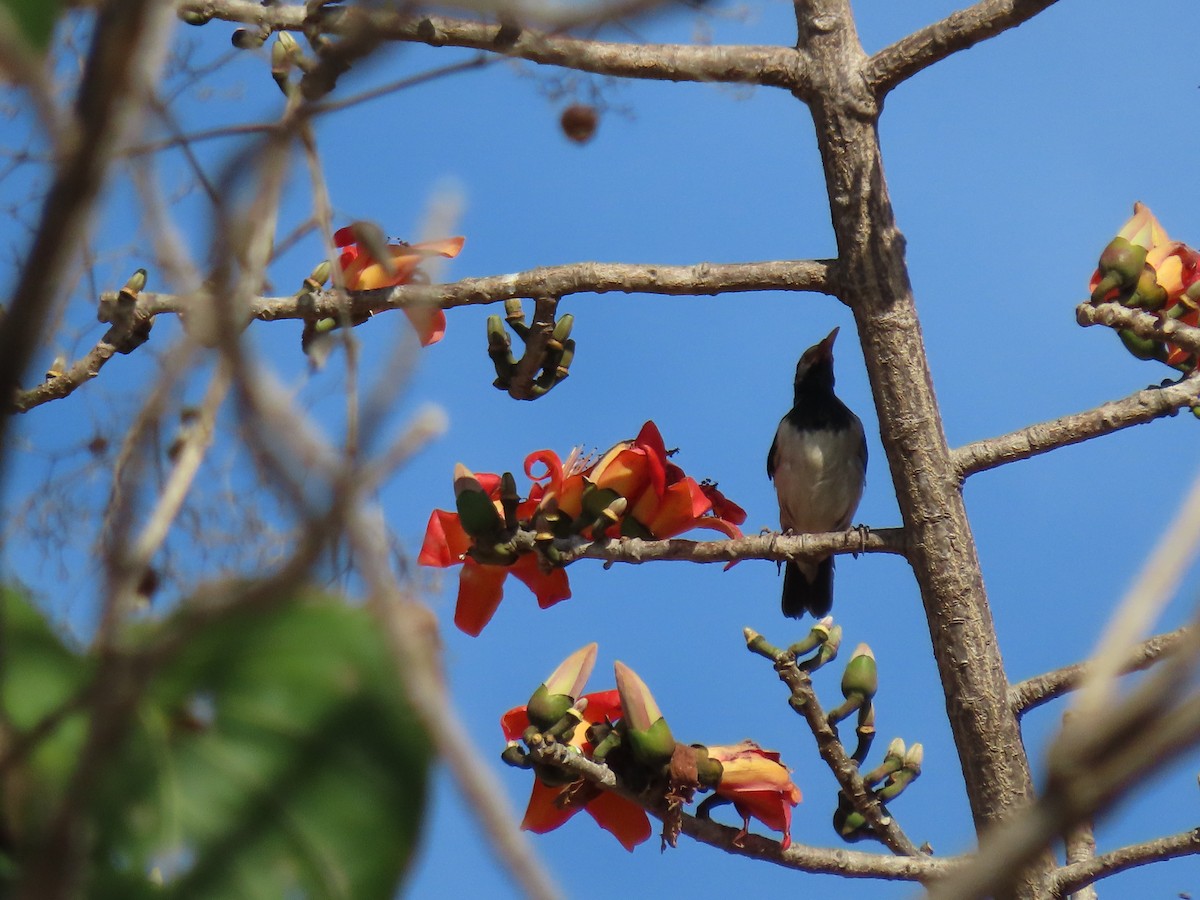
[{"left": 851, "top": 523, "right": 871, "bottom": 558}]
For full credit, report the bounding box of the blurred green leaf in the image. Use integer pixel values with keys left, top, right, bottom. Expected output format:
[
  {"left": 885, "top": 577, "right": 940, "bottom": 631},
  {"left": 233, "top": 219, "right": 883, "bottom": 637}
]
[
  {"left": 1, "top": 0, "right": 62, "bottom": 53},
  {"left": 0, "top": 587, "right": 91, "bottom": 857},
  {"left": 0, "top": 588, "right": 430, "bottom": 899}
]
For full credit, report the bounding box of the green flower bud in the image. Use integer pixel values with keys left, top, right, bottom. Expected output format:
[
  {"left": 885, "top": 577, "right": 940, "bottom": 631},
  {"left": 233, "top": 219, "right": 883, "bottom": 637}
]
[
  {"left": 124, "top": 268, "right": 147, "bottom": 293},
  {"left": 691, "top": 745, "right": 724, "bottom": 788},
  {"left": 1117, "top": 329, "right": 1167, "bottom": 362},
  {"left": 232, "top": 28, "right": 268, "bottom": 49},
  {"left": 863, "top": 737, "right": 907, "bottom": 786},
  {"left": 841, "top": 643, "right": 878, "bottom": 699},
  {"left": 788, "top": 615, "right": 835, "bottom": 656},
  {"left": 453, "top": 463, "right": 504, "bottom": 540},
  {"left": 614, "top": 661, "right": 676, "bottom": 770},
  {"left": 501, "top": 741, "right": 529, "bottom": 768},
  {"left": 526, "top": 683, "right": 574, "bottom": 732},
  {"left": 552, "top": 313, "right": 574, "bottom": 342},
  {"left": 625, "top": 717, "right": 676, "bottom": 771},
  {"left": 179, "top": 9, "right": 211, "bottom": 25},
  {"left": 1096, "top": 237, "right": 1149, "bottom": 288}
]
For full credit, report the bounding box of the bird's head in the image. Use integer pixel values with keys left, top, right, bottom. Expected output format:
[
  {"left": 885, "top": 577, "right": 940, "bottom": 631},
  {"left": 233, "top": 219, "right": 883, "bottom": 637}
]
[{"left": 794, "top": 327, "right": 839, "bottom": 394}]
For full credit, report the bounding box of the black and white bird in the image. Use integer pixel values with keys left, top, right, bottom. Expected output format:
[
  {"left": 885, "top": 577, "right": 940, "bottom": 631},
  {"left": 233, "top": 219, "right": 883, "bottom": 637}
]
[{"left": 767, "top": 327, "right": 867, "bottom": 618}]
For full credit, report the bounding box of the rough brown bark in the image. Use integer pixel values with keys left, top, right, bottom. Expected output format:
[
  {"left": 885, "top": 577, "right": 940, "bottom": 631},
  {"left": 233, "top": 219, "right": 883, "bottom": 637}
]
[{"left": 792, "top": 1, "right": 1041, "bottom": 882}]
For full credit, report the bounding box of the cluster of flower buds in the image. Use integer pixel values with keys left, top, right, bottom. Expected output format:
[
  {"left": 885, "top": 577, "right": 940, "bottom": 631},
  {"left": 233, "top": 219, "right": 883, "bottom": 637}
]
[
  {"left": 420, "top": 421, "right": 745, "bottom": 635},
  {"left": 1089, "top": 202, "right": 1200, "bottom": 373},
  {"left": 745, "top": 616, "right": 843, "bottom": 672},
  {"left": 746, "top": 620, "right": 923, "bottom": 841},
  {"left": 487, "top": 299, "right": 576, "bottom": 399},
  {"left": 97, "top": 268, "right": 152, "bottom": 354},
  {"left": 500, "top": 644, "right": 801, "bottom": 851},
  {"left": 833, "top": 737, "right": 924, "bottom": 842}
]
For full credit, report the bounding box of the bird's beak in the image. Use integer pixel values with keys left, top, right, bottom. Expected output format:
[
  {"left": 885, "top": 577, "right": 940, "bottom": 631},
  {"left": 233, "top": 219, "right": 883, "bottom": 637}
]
[{"left": 818, "top": 327, "right": 839, "bottom": 358}]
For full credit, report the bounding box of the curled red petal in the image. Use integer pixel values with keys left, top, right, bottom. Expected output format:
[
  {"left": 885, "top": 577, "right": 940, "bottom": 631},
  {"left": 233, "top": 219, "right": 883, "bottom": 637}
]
[
  {"left": 639, "top": 478, "right": 712, "bottom": 538},
  {"left": 524, "top": 449, "right": 566, "bottom": 498},
  {"left": 333, "top": 226, "right": 358, "bottom": 248}
]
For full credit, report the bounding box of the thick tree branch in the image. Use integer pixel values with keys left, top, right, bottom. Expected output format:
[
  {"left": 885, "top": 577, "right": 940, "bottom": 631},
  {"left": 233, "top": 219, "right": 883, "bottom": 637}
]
[
  {"left": 525, "top": 740, "right": 954, "bottom": 881},
  {"left": 865, "top": 0, "right": 1061, "bottom": 97},
  {"left": 216, "top": 257, "right": 835, "bottom": 319},
  {"left": 1008, "top": 626, "right": 1191, "bottom": 716},
  {"left": 952, "top": 374, "right": 1200, "bottom": 480},
  {"left": 550, "top": 526, "right": 906, "bottom": 566},
  {"left": 795, "top": 0, "right": 1040, "bottom": 863},
  {"left": 178, "top": 0, "right": 805, "bottom": 88},
  {"left": 1050, "top": 828, "right": 1200, "bottom": 897},
  {"left": 13, "top": 258, "right": 833, "bottom": 412}
]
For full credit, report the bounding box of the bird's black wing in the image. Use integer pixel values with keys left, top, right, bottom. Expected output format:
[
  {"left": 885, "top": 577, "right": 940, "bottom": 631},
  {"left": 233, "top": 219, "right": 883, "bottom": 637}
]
[{"left": 767, "top": 428, "right": 779, "bottom": 479}]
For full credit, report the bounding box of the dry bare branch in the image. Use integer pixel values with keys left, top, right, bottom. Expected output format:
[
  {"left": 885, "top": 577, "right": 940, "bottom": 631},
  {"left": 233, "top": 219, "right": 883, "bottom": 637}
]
[
  {"left": 866, "top": 0, "right": 1063, "bottom": 97},
  {"left": 952, "top": 375, "right": 1200, "bottom": 481},
  {"left": 178, "top": 0, "right": 805, "bottom": 88},
  {"left": 1008, "top": 626, "right": 1191, "bottom": 716},
  {"left": 1051, "top": 828, "right": 1200, "bottom": 898}
]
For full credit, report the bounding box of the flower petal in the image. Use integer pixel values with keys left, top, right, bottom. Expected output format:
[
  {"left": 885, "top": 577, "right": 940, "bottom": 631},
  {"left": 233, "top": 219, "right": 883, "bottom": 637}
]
[
  {"left": 453, "top": 561, "right": 508, "bottom": 636},
  {"left": 520, "top": 777, "right": 579, "bottom": 834},
  {"left": 524, "top": 449, "right": 566, "bottom": 498},
  {"left": 509, "top": 555, "right": 572, "bottom": 610},
  {"left": 501, "top": 705, "right": 532, "bottom": 741},
  {"left": 418, "top": 509, "right": 471, "bottom": 567},
  {"left": 638, "top": 478, "right": 712, "bottom": 538},
  {"left": 405, "top": 307, "right": 447, "bottom": 346},
  {"left": 584, "top": 790, "right": 652, "bottom": 851}
]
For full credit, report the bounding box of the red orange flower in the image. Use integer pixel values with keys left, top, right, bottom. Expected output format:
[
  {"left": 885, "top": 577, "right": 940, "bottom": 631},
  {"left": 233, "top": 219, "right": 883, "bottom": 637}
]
[
  {"left": 1089, "top": 203, "right": 1200, "bottom": 372},
  {"left": 501, "top": 689, "right": 651, "bottom": 851},
  {"left": 333, "top": 224, "right": 464, "bottom": 346},
  {"left": 708, "top": 741, "right": 802, "bottom": 850},
  {"left": 418, "top": 421, "right": 745, "bottom": 635}
]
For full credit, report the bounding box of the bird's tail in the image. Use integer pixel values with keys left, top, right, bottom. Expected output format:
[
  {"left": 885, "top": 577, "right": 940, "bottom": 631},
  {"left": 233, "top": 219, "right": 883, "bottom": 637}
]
[{"left": 781, "top": 557, "right": 834, "bottom": 619}]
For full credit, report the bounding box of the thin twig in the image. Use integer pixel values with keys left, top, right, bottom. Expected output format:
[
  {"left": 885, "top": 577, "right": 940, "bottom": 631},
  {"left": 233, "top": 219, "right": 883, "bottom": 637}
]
[
  {"left": 1008, "top": 626, "right": 1191, "bottom": 716},
  {"left": 1072, "top": 467, "right": 1200, "bottom": 721},
  {"left": 347, "top": 504, "right": 564, "bottom": 900},
  {"left": 1051, "top": 827, "right": 1200, "bottom": 898}
]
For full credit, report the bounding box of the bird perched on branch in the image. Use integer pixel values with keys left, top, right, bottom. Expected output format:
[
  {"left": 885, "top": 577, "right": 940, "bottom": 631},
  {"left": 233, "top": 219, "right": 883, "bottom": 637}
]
[{"left": 767, "top": 327, "right": 867, "bottom": 618}]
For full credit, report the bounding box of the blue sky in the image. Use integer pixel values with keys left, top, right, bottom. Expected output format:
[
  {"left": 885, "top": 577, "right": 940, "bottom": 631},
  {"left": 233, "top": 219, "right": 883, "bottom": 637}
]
[{"left": 4, "top": 0, "right": 1200, "bottom": 896}]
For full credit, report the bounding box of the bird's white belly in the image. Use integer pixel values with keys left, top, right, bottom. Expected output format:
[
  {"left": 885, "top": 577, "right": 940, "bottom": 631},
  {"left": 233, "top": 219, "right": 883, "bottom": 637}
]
[{"left": 773, "top": 426, "right": 864, "bottom": 534}]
